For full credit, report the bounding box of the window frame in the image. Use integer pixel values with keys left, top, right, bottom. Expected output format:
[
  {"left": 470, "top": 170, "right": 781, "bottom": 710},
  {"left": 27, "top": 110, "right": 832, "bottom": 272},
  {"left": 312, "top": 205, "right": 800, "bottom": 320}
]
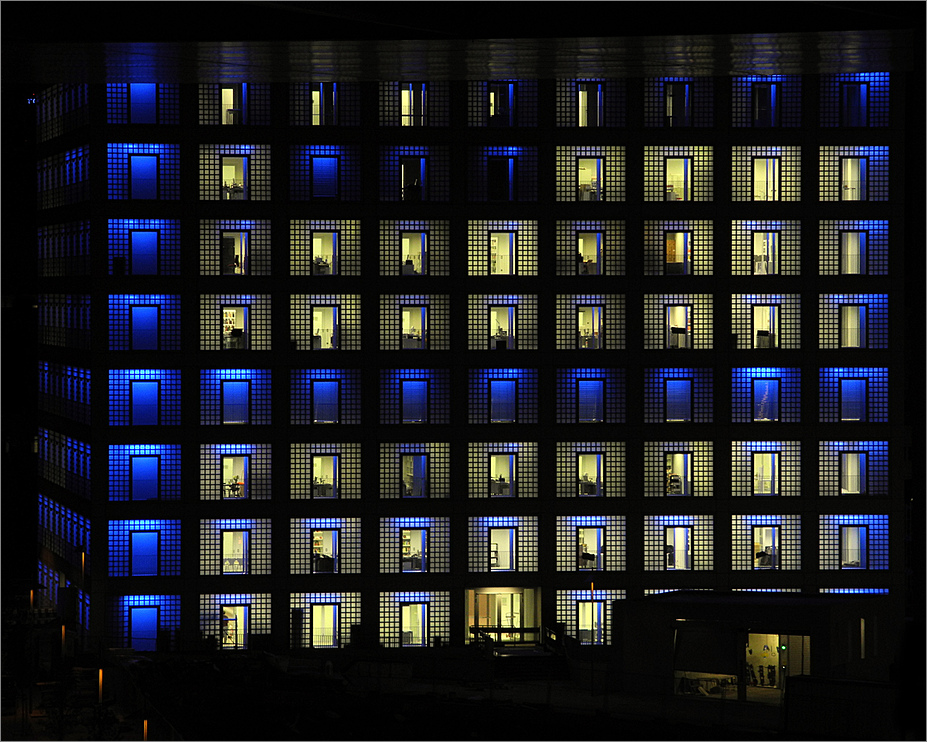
[
  {"left": 664, "top": 450, "right": 693, "bottom": 496},
  {"left": 665, "top": 303, "right": 693, "bottom": 350},
  {"left": 221, "top": 453, "right": 249, "bottom": 499},
  {"left": 129, "top": 229, "right": 160, "bottom": 275},
  {"left": 221, "top": 305, "right": 249, "bottom": 350},
  {"left": 751, "top": 230, "right": 780, "bottom": 276},
  {"left": 839, "top": 377, "right": 868, "bottom": 422},
  {"left": 220, "top": 83, "right": 246, "bottom": 124},
  {"left": 839, "top": 525, "right": 868, "bottom": 569},
  {"left": 577, "top": 452, "right": 604, "bottom": 497},
  {"left": 752, "top": 451, "right": 780, "bottom": 496},
  {"left": 577, "top": 526, "right": 605, "bottom": 571},
  {"left": 838, "top": 303, "right": 867, "bottom": 348},
  {"left": 310, "top": 379, "right": 340, "bottom": 424},
  {"left": 400, "top": 81, "right": 427, "bottom": 127},
  {"left": 576, "top": 156, "right": 604, "bottom": 201},
  {"left": 130, "top": 454, "right": 161, "bottom": 501},
  {"left": 401, "top": 453, "right": 429, "bottom": 499},
  {"left": 309, "top": 155, "right": 340, "bottom": 200},
  {"left": 489, "top": 527, "right": 517, "bottom": 572},
  {"left": 664, "top": 156, "right": 693, "bottom": 201},
  {"left": 400, "top": 602, "right": 428, "bottom": 647},
  {"left": 577, "top": 81, "right": 603, "bottom": 128},
  {"left": 838, "top": 230, "right": 868, "bottom": 275},
  {"left": 489, "top": 453, "right": 516, "bottom": 498},
  {"left": 401, "top": 230, "right": 428, "bottom": 275},
  {"left": 840, "top": 451, "right": 868, "bottom": 495},
  {"left": 130, "top": 304, "right": 160, "bottom": 351},
  {"left": 311, "top": 528, "right": 340, "bottom": 573},
  {"left": 219, "top": 155, "right": 248, "bottom": 200},
  {"left": 221, "top": 604, "right": 249, "bottom": 649},
  {"left": 752, "top": 378, "right": 780, "bottom": 422},
  {"left": 576, "top": 231, "right": 603, "bottom": 275},
  {"left": 576, "top": 600, "right": 606, "bottom": 645},
  {"left": 310, "top": 603, "right": 339, "bottom": 648},
  {"left": 663, "top": 81, "right": 691, "bottom": 127},
  {"left": 663, "top": 378, "right": 693, "bottom": 422},
  {"left": 128, "top": 82, "right": 158, "bottom": 124},
  {"left": 310, "top": 229, "right": 339, "bottom": 275},
  {"left": 311, "top": 304, "right": 339, "bottom": 350},
  {"left": 577, "top": 305, "right": 604, "bottom": 350},
  {"left": 751, "top": 81, "right": 780, "bottom": 127},
  {"left": 310, "top": 453, "right": 339, "bottom": 499},
  {"left": 220, "top": 229, "right": 250, "bottom": 275},
  {"left": 752, "top": 156, "right": 781, "bottom": 202},
  {"left": 401, "top": 305, "right": 428, "bottom": 350},
  {"left": 400, "top": 527, "right": 429, "bottom": 573},
  {"left": 130, "top": 379, "right": 160, "bottom": 426},
  {"left": 577, "top": 378, "right": 605, "bottom": 423},
  {"left": 664, "top": 525, "right": 693, "bottom": 570},
  {"left": 488, "top": 305, "right": 516, "bottom": 350},
  {"left": 752, "top": 303, "right": 780, "bottom": 349},
  {"left": 752, "top": 525, "right": 780, "bottom": 570},
  {"left": 221, "top": 529, "right": 250, "bottom": 575},
  {"left": 488, "top": 230, "right": 517, "bottom": 276},
  {"left": 664, "top": 230, "right": 693, "bottom": 276},
  {"left": 129, "top": 154, "right": 159, "bottom": 200},
  {"left": 310, "top": 82, "right": 337, "bottom": 126},
  {"left": 839, "top": 156, "right": 868, "bottom": 201}
]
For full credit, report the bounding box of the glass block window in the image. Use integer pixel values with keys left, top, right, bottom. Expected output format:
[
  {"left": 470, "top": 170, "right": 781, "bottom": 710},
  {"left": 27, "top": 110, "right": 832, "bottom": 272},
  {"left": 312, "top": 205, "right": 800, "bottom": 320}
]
[
  {"left": 37, "top": 146, "right": 91, "bottom": 209},
  {"left": 555, "top": 220, "right": 625, "bottom": 276},
  {"left": 555, "top": 79, "right": 626, "bottom": 127},
  {"left": 108, "top": 295, "right": 181, "bottom": 351},
  {"left": 555, "top": 442, "right": 625, "bottom": 498},
  {"left": 731, "top": 515, "right": 802, "bottom": 570},
  {"left": 199, "top": 593, "right": 271, "bottom": 650},
  {"left": 108, "top": 369, "right": 181, "bottom": 426},
  {"left": 290, "top": 443, "right": 361, "bottom": 500},
  {"left": 37, "top": 294, "right": 92, "bottom": 349},
  {"left": 644, "top": 77, "right": 713, "bottom": 127},
  {"left": 198, "top": 144, "right": 271, "bottom": 201},
  {"left": 378, "top": 81, "right": 450, "bottom": 127},
  {"left": 107, "top": 595, "right": 181, "bottom": 651},
  {"left": 819, "top": 146, "right": 889, "bottom": 201},
  {"left": 818, "top": 440, "right": 889, "bottom": 497},
  {"left": 106, "top": 83, "right": 180, "bottom": 124},
  {"left": 199, "top": 369, "right": 271, "bottom": 425},
  {"left": 38, "top": 494, "right": 90, "bottom": 563},
  {"left": 555, "top": 146, "right": 626, "bottom": 201},
  {"left": 818, "top": 294, "right": 889, "bottom": 349},
  {"left": 643, "top": 294, "right": 714, "bottom": 350},
  {"left": 198, "top": 444, "right": 272, "bottom": 501},
  {"left": 379, "top": 592, "right": 450, "bottom": 649},
  {"left": 731, "top": 440, "right": 801, "bottom": 497},
  {"left": 468, "top": 80, "right": 537, "bottom": 127},
  {"left": 378, "top": 145, "right": 450, "bottom": 202},
  {"left": 818, "top": 367, "right": 889, "bottom": 423},
  {"left": 108, "top": 520, "right": 181, "bottom": 576},
  {"left": 818, "top": 220, "right": 889, "bottom": 276},
  {"left": 199, "top": 519, "right": 272, "bottom": 575},
  {"left": 467, "top": 295, "right": 538, "bottom": 350},
  {"left": 198, "top": 219, "right": 272, "bottom": 276},
  {"left": 378, "top": 369, "right": 450, "bottom": 425},
  {"left": 289, "top": 294, "right": 362, "bottom": 351},
  {"left": 468, "top": 517, "right": 538, "bottom": 572},
  {"left": 467, "top": 442, "right": 537, "bottom": 499},
  {"left": 643, "top": 220, "right": 713, "bottom": 276},
  {"left": 290, "top": 518, "right": 361, "bottom": 574},
  {"left": 644, "top": 441, "right": 713, "bottom": 497},
  {"left": 379, "top": 442, "right": 450, "bottom": 499},
  {"left": 378, "top": 220, "right": 450, "bottom": 277},
  {"left": 643, "top": 368, "right": 712, "bottom": 424},
  {"left": 731, "top": 76, "right": 802, "bottom": 127},
  {"left": 108, "top": 218, "right": 181, "bottom": 277},
  {"left": 197, "top": 83, "right": 271, "bottom": 125},
  {"left": 819, "top": 514, "right": 889, "bottom": 570},
  {"left": 730, "top": 367, "right": 800, "bottom": 423},
  {"left": 820, "top": 73, "right": 890, "bottom": 127},
  {"left": 731, "top": 220, "right": 802, "bottom": 277},
  {"left": 556, "top": 590, "right": 625, "bottom": 646},
  {"left": 106, "top": 144, "right": 179, "bottom": 201},
  {"left": 556, "top": 368, "right": 626, "bottom": 424},
  {"left": 643, "top": 146, "right": 713, "bottom": 201},
  {"left": 731, "top": 146, "right": 801, "bottom": 201},
  {"left": 290, "top": 145, "right": 361, "bottom": 201},
  {"left": 36, "top": 430, "right": 91, "bottom": 499},
  {"left": 467, "top": 220, "right": 538, "bottom": 276},
  {"left": 468, "top": 369, "right": 538, "bottom": 425},
  {"left": 468, "top": 146, "right": 538, "bottom": 201},
  {"left": 378, "top": 518, "right": 451, "bottom": 573},
  {"left": 555, "top": 516, "right": 626, "bottom": 571},
  {"left": 290, "top": 369, "right": 362, "bottom": 425},
  {"left": 38, "top": 363, "right": 91, "bottom": 425},
  {"left": 643, "top": 515, "right": 714, "bottom": 571},
  {"left": 290, "top": 593, "right": 362, "bottom": 649},
  {"left": 109, "top": 444, "right": 181, "bottom": 502},
  {"left": 37, "top": 84, "right": 90, "bottom": 142},
  {"left": 289, "top": 219, "right": 362, "bottom": 277},
  {"left": 379, "top": 295, "right": 450, "bottom": 351},
  {"left": 555, "top": 295, "right": 625, "bottom": 350},
  {"left": 39, "top": 220, "right": 91, "bottom": 277},
  {"left": 731, "top": 294, "right": 801, "bottom": 350},
  {"left": 290, "top": 82, "right": 361, "bottom": 126},
  {"left": 199, "top": 294, "right": 272, "bottom": 351}
]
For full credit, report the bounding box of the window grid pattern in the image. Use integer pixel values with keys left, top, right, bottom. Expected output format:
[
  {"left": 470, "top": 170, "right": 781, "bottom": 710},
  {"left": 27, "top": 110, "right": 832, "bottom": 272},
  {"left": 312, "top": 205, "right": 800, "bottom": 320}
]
[
  {"left": 37, "top": 147, "right": 91, "bottom": 208},
  {"left": 108, "top": 520, "right": 181, "bottom": 577},
  {"left": 820, "top": 73, "right": 890, "bottom": 127},
  {"left": 555, "top": 220, "right": 626, "bottom": 276},
  {"left": 290, "top": 145, "right": 361, "bottom": 201},
  {"left": 730, "top": 367, "right": 801, "bottom": 423},
  {"left": 731, "top": 220, "right": 802, "bottom": 276},
  {"left": 289, "top": 220, "right": 362, "bottom": 276},
  {"left": 39, "top": 220, "right": 91, "bottom": 277},
  {"left": 556, "top": 442, "right": 626, "bottom": 498},
  {"left": 643, "top": 515, "right": 714, "bottom": 571},
  {"left": 200, "top": 369, "right": 272, "bottom": 426},
  {"left": 644, "top": 368, "right": 713, "bottom": 424},
  {"left": 555, "top": 79, "right": 626, "bottom": 127},
  {"left": 37, "top": 84, "right": 90, "bottom": 142},
  {"left": 290, "top": 294, "right": 362, "bottom": 351},
  {"left": 379, "top": 518, "right": 451, "bottom": 573},
  {"left": 643, "top": 441, "right": 713, "bottom": 497},
  {"left": 643, "top": 294, "right": 714, "bottom": 350},
  {"left": 109, "top": 445, "right": 181, "bottom": 502},
  {"left": 818, "top": 515, "right": 889, "bottom": 570},
  {"left": 819, "top": 146, "right": 889, "bottom": 201},
  {"left": 819, "top": 367, "right": 889, "bottom": 423},
  {"left": 199, "top": 519, "right": 272, "bottom": 576},
  {"left": 198, "top": 219, "right": 272, "bottom": 276},
  {"left": 731, "top": 440, "right": 801, "bottom": 497},
  {"left": 378, "top": 220, "right": 451, "bottom": 277},
  {"left": 467, "top": 517, "right": 538, "bottom": 572},
  {"left": 379, "top": 295, "right": 451, "bottom": 351},
  {"left": 199, "top": 593, "right": 272, "bottom": 647},
  {"left": 467, "top": 221, "right": 538, "bottom": 276},
  {"left": 290, "top": 443, "right": 361, "bottom": 500},
  {"left": 379, "top": 443, "right": 451, "bottom": 499},
  {"left": 379, "top": 146, "right": 450, "bottom": 201},
  {"left": 644, "top": 77, "right": 714, "bottom": 127},
  {"left": 468, "top": 442, "right": 538, "bottom": 499},
  {"left": 378, "top": 81, "right": 450, "bottom": 126},
  {"left": 37, "top": 560, "right": 61, "bottom": 610},
  {"left": 555, "top": 295, "right": 626, "bottom": 350},
  {"left": 108, "top": 295, "right": 181, "bottom": 351},
  {"left": 197, "top": 84, "right": 272, "bottom": 125},
  {"left": 198, "top": 144, "right": 272, "bottom": 201},
  {"left": 468, "top": 295, "right": 538, "bottom": 350},
  {"left": 555, "top": 517, "right": 626, "bottom": 571},
  {"left": 818, "top": 220, "right": 889, "bottom": 275},
  {"left": 818, "top": 294, "right": 889, "bottom": 349},
  {"left": 109, "top": 595, "right": 181, "bottom": 651},
  {"left": 555, "top": 590, "right": 625, "bottom": 646},
  {"left": 731, "top": 294, "right": 802, "bottom": 350},
  {"left": 290, "top": 518, "right": 361, "bottom": 574},
  {"left": 200, "top": 294, "right": 272, "bottom": 350},
  {"left": 818, "top": 441, "right": 889, "bottom": 497},
  {"left": 37, "top": 294, "right": 92, "bottom": 349},
  {"left": 731, "top": 146, "right": 802, "bottom": 201},
  {"left": 734, "top": 588, "right": 802, "bottom": 594},
  {"left": 555, "top": 146, "right": 626, "bottom": 201},
  {"left": 644, "top": 146, "right": 713, "bottom": 201},
  {"left": 38, "top": 494, "right": 91, "bottom": 563},
  {"left": 105, "top": 83, "right": 180, "bottom": 124},
  {"left": 643, "top": 220, "right": 713, "bottom": 276},
  {"left": 289, "top": 593, "right": 363, "bottom": 649},
  {"left": 379, "top": 369, "right": 451, "bottom": 425},
  {"left": 109, "top": 369, "right": 182, "bottom": 426},
  {"left": 379, "top": 592, "right": 451, "bottom": 649},
  {"left": 200, "top": 444, "right": 272, "bottom": 501},
  {"left": 36, "top": 429, "right": 91, "bottom": 499},
  {"left": 290, "top": 369, "right": 362, "bottom": 425},
  {"left": 108, "top": 218, "right": 181, "bottom": 276},
  {"left": 468, "top": 369, "right": 538, "bottom": 425},
  {"left": 731, "top": 76, "right": 802, "bottom": 127},
  {"left": 467, "top": 80, "right": 538, "bottom": 127},
  {"left": 556, "top": 368, "right": 626, "bottom": 424},
  {"left": 290, "top": 82, "right": 362, "bottom": 126},
  {"left": 469, "top": 146, "right": 538, "bottom": 201},
  {"left": 38, "top": 363, "right": 91, "bottom": 424},
  {"left": 731, "top": 515, "right": 802, "bottom": 570},
  {"left": 107, "top": 143, "right": 179, "bottom": 200}
]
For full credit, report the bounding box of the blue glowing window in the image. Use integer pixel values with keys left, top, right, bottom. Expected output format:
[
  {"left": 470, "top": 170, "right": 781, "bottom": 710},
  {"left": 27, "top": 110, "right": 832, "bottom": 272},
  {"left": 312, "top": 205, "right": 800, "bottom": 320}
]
[
  {"left": 130, "top": 231, "right": 159, "bottom": 275},
  {"left": 840, "top": 379, "right": 867, "bottom": 421},
  {"left": 578, "top": 379, "right": 604, "bottom": 422},
  {"left": 490, "top": 379, "right": 517, "bottom": 423},
  {"left": 130, "top": 531, "right": 160, "bottom": 576},
  {"left": 129, "top": 83, "right": 157, "bottom": 124},
  {"left": 751, "top": 82, "right": 779, "bottom": 127},
  {"left": 221, "top": 380, "right": 250, "bottom": 424},
  {"left": 130, "top": 606, "right": 159, "bottom": 651},
  {"left": 753, "top": 379, "right": 779, "bottom": 422},
  {"left": 130, "top": 155, "right": 158, "bottom": 199},
  {"left": 130, "top": 455, "right": 160, "bottom": 501},
  {"left": 664, "top": 379, "right": 691, "bottom": 422},
  {"left": 130, "top": 305, "right": 159, "bottom": 350},
  {"left": 401, "top": 380, "right": 428, "bottom": 423},
  {"left": 311, "top": 156, "right": 339, "bottom": 198},
  {"left": 130, "top": 380, "right": 159, "bottom": 425},
  {"left": 840, "top": 83, "right": 868, "bottom": 127},
  {"left": 312, "top": 380, "right": 340, "bottom": 423}
]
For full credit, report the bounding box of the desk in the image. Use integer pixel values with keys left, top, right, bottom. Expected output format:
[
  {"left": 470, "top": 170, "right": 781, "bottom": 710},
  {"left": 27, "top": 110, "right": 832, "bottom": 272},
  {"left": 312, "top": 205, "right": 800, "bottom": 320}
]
[
  {"left": 490, "top": 480, "right": 510, "bottom": 497},
  {"left": 225, "top": 483, "right": 245, "bottom": 499},
  {"left": 491, "top": 334, "right": 511, "bottom": 350},
  {"left": 312, "top": 483, "right": 334, "bottom": 499},
  {"left": 401, "top": 556, "right": 423, "bottom": 572},
  {"left": 402, "top": 334, "right": 424, "bottom": 349},
  {"left": 578, "top": 481, "right": 598, "bottom": 497},
  {"left": 312, "top": 554, "right": 335, "bottom": 573},
  {"left": 312, "top": 261, "right": 330, "bottom": 276}
]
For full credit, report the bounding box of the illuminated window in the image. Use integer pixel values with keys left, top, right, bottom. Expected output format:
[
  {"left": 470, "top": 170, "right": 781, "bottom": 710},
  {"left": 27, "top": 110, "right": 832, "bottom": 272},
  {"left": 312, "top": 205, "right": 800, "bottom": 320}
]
[
  {"left": 840, "top": 525, "right": 868, "bottom": 569},
  {"left": 839, "top": 305, "right": 867, "bottom": 348},
  {"left": 489, "top": 81, "right": 516, "bottom": 127},
  {"left": 310, "top": 305, "right": 338, "bottom": 350},
  {"left": 130, "top": 155, "right": 158, "bottom": 199},
  {"left": 489, "top": 306, "right": 516, "bottom": 350},
  {"left": 839, "top": 378, "right": 867, "bottom": 421},
  {"left": 311, "top": 454, "right": 339, "bottom": 499},
  {"left": 401, "top": 231, "right": 428, "bottom": 275},
  {"left": 840, "top": 157, "right": 868, "bottom": 201},
  {"left": 400, "top": 603, "right": 428, "bottom": 646},
  {"left": 666, "top": 305, "right": 692, "bottom": 349},
  {"left": 129, "top": 83, "right": 158, "bottom": 124},
  {"left": 401, "top": 156, "right": 426, "bottom": 201},
  {"left": 753, "top": 157, "right": 781, "bottom": 201},
  {"left": 130, "top": 606, "right": 159, "bottom": 651},
  {"left": 130, "top": 230, "right": 159, "bottom": 275},
  {"left": 577, "top": 527, "right": 604, "bottom": 571},
  {"left": 665, "top": 452, "right": 692, "bottom": 496},
  {"left": 221, "top": 380, "right": 250, "bottom": 424},
  {"left": 311, "top": 83, "right": 337, "bottom": 126},
  {"left": 576, "top": 231, "right": 603, "bottom": 275},
  {"left": 664, "top": 526, "right": 692, "bottom": 570},
  {"left": 221, "top": 530, "right": 249, "bottom": 574},
  {"left": 310, "top": 156, "right": 339, "bottom": 199},
  {"left": 577, "top": 306, "right": 603, "bottom": 349},
  {"left": 400, "top": 380, "right": 428, "bottom": 423},
  {"left": 577, "top": 600, "right": 605, "bottom": 645},
  {"left": 490, "top": 379, "right": 517, "bottom": 422},
  {"left": 752, "top": 525, "right": 780, "bottom": 569},
  {"left": 577, "top": 82, "right": 603, "bottom": 127},
  {"left": 751, "top": 82, "right": 780, "bottom": 127},
  {"left": 664, "top": 157, "right": 692, "bottom": 201},
  {"left": 840, "top": 82, "right": 868, "bottom": 127},
  {"left": 401, "top": 306, "right": 428, "bottom": 349},
  {"left": 839, "top": 231, "right": 867, "bottom": 274},
  {"left": 221, "top": 455, "right": 249, "bottom": 499},
  {"left": 221, "top": 231, "right": 249, "bottom": 275},
  {"left": 130, "top": 531, "right": 159, "bottom": 576},
  {"left": 311, "top": 604, "right": 338, "bottom": 648},
  {"left": 577, "top": 157, "right": 603, "bottom": 200},
  {"left": 664, "top": 231, "right": 692, "bottom": 275},
  {"left": 311, "top": 230, "right": 338, "bottom": 274},
  {"left": 401, "top": 82, "right": 427, "bottom": 126},
  {"left": 840, "top": 452, "right": 868, "bottom": 495},
  {"left": 130, "top": 305, "right": 159, "bottom": 350},
  {"left": 489, "top": 231, "right": 517, "bottom": 275},
  {"left": 311, "top": 380, "right": 340, "bottom": 424},
  {"left": 220, "top": 83, "right": 245, "bottom": 124},
  {"left": 577, "top": 453, "right": 603, "bottom": 497},
  {"left": 752, "top": 231, "right": 779, "bottom": 275},
  {"left": 401, "top": 454, "right": 428, "bottom": 498},
  {"left": 664, "top": 379, "right": 692, "bottom": 422},
  {"left": 578, "top": 379, "right": 604, "bottom": 423},
  {"left": 311, "top": 529, "right": 339, "bottom": 573},
  {"left": 489, "top": 527, "right": 516, "bottom": 571},
  {"left": 489, "top": 454, "right": 516, "bottom": 497},
  {"left": 220, "top": 156, "right": 247, "bottom": 200},
  {"left": 221, "top": 306, "right": 249, "bottom": 350},
  {"left": 130, "top": 380, "right": 160, "bottom": 425},
  {"left": 221, "top": 605, "right": 248, "bottom": 649},
  {"left": 753, "top": 379, "right": 779, "bottom": 422},
  {"left": 752, "top": 452, "right": 779, "bottom": 495},
  {"left": 664, "top": 82, "right": 691, "bottom": 127},
  {"left": 752, "top": 305, "right": 779, "bottom": 348},
  {"left": 401, "top": 528, "right": 428, "bottom": 572},
  {"left": 130, "top": 455, "right": 160, "bottom": 501}
]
